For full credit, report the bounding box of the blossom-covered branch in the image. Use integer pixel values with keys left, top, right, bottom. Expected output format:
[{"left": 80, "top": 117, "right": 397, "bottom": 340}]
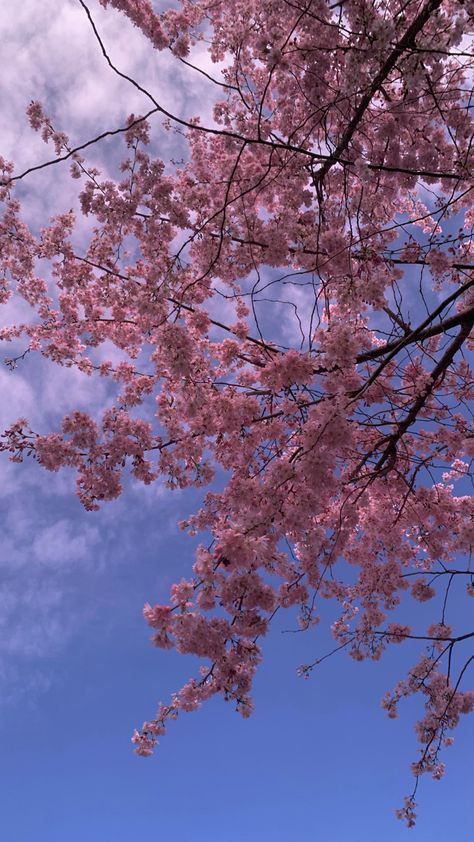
[{"left": 1, "top": 0, "right": 474, "bottom": 825}]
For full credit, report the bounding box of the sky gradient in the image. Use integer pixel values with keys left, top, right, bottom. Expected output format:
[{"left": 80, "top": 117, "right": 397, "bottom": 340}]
[{"left": 0, "top": 2, "right": 473, "bottom": 840}]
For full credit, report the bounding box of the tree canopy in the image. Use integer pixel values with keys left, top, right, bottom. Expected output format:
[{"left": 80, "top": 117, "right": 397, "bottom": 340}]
[{"left": 2, "top": 0, "right": 474, "bottom": 825}]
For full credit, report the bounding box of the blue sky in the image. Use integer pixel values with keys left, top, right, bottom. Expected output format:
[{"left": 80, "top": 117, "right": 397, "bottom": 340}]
[
  {"left": 0, "top": 461, "right": 472, "bottom": 841},
  {"left": 1, "top": 474, "right": 473, "bottom": 841},
  {"left": 0, "top": 1, "right": 473, "bottom": 840}
]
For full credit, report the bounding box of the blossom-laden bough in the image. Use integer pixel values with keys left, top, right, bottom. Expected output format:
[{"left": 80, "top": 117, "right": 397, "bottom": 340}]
[{"left": 2, "top": 0, "right": 474, "bottom": 825}]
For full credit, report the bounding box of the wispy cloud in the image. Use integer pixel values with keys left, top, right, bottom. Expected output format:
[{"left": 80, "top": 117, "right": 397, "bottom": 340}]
[{"left": 0, "top": 0, "right": 224, "bottom": 705}]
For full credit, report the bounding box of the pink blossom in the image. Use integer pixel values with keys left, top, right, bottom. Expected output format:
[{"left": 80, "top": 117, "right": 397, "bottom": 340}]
[{"left": 1, "top": 0, "right": 474, "bottom": 826}]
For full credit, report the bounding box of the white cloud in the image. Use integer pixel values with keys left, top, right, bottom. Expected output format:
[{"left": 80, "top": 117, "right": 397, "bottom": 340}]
[
  {"left": 0, "top": 369, "right": 35, "bottom": 428},
  {"left": 0, "top": 0, "right": 225, "bottom": 172},
  {"left": 0, "top": 0, "right": 226, "bottom": 705},
  {"left": 32, "top": 518, "right": 100, "bottom": 566}
]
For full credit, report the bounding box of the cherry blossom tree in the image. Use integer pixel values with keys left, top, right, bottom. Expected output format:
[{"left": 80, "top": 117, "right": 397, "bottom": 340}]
[{"left": 2, "top": 0, "right": 474, "bottom": 825}]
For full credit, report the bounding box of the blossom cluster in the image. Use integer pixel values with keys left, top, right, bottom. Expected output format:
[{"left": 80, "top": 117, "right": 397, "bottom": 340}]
[{"left": 1, "top": 0, "right": 474, "bottom": 825}]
